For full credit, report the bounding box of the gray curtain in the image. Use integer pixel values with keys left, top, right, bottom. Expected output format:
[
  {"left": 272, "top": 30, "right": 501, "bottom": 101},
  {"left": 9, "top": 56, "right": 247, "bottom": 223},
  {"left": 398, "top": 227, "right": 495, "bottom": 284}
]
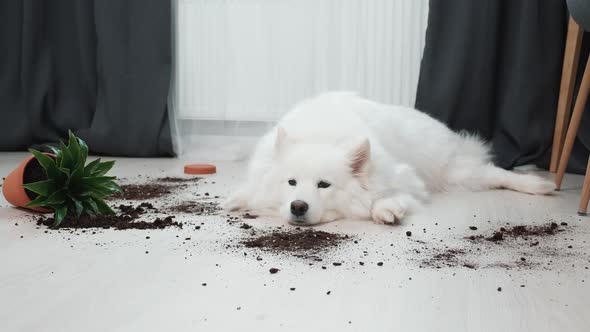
[
  {"left": 0, "top": 0, "right": 173, "bottom": 157},
  {"left": 415, "top": 0, "right": 590, "bottom": 173}
]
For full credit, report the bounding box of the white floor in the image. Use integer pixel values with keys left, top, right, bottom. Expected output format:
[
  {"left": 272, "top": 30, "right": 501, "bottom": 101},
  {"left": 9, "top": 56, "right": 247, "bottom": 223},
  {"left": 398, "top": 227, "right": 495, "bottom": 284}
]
[{"left": 1, "top": 152, "right": 589, "bottom": 332}]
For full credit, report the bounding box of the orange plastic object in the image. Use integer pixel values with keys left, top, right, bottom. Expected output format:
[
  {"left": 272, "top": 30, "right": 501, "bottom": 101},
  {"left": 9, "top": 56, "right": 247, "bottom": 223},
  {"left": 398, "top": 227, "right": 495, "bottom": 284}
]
[
  {"left": 2, "top": 154, "right": 52, "bottom": 213},
  {"left": 184, "top": 164, "right": 216, "bottom": 175}
]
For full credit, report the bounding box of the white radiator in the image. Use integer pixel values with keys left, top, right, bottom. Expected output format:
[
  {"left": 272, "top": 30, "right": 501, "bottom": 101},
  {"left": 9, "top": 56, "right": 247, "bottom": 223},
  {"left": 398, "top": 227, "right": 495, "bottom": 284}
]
[{"left": 173, "top": 0, "right": 429, "bottom": 122}]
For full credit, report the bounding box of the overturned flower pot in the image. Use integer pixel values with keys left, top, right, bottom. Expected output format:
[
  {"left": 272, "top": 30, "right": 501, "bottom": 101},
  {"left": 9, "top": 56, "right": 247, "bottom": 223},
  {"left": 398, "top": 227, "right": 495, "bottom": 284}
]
[
  {"left": 2, "top": 153, "right": 54, "bottom": 213},
  {"left": 2, "top": 131, "right": 122, "bottom": 226}
]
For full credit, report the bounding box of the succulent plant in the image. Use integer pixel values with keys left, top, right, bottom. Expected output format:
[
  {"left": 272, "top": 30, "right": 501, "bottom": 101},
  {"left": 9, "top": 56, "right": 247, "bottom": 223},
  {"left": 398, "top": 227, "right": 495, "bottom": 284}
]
[{"left": 24, "top": 130, "right": 122, "bottom": 226}]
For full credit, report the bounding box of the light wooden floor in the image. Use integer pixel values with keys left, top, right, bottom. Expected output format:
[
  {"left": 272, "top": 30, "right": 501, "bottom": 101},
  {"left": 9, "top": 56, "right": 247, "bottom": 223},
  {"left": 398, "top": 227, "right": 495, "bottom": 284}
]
[{"left": 1, "top": 152, "right": 589, "bottom": 332}]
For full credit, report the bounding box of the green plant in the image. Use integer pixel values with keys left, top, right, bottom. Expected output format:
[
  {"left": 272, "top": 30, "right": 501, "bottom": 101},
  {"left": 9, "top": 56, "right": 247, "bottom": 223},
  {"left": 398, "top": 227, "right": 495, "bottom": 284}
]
[{"left": 24, "top": 130, "right": 122, "bottom": 226}]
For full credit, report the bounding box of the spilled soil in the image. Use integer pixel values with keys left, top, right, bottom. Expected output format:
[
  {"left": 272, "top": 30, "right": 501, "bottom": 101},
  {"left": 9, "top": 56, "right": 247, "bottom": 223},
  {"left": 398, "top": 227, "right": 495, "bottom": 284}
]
[
  {"left": 32, "top": 175, "right": 221, "bottom": 231},
  {"left": 168, "top": 201, "right": 221, "bottom": 215},
  {"left": 157, "top": 176, "right": 202, "bottom": 183},
  {"left": 242, "top": 228, "right": 351, "bottom": 259},
  {"left": 420, "top": 248, "right": 476, "bottom": 269},
  {"left": 36, "top": 203, "right": 183, "bottom": 230},
  {"left": 418, "top": 222, "right": 571, "bottom": 270},
  {"left": 109, "top": 183, "right": 174, "bottom": 200},
  {"left": 108, "top": 177, "right": 204, "bottom": 201},
  {"left": 467, "top": 222, "right": 564, "bottom": 243}
]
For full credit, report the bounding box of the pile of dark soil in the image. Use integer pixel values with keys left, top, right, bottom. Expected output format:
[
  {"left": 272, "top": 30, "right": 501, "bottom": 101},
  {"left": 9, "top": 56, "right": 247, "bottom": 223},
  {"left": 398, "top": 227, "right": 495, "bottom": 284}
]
[
  {"left": 36, "top": 203, "right": 182, "bottom": 230},
  {"left": 119, "top": 202, "right": 159, "bottom": 216},
  {"left": 110, "top": 183, "right": 174, "bottom": 200},
  {"left": 37, "top": 215, "right": 181, "bottom": 230},
  {"left": 242, "top": 229, "right": 350, "bottom": 258},
  {"left": 469, "top": 222, "right": 564, "bottom": 243},
  {"left": 168, "top": 201, "right": 220, "bottom": 215}
]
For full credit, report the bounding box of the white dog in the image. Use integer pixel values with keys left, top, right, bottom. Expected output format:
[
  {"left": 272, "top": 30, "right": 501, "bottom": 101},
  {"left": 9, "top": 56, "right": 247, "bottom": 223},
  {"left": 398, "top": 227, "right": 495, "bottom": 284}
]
[{"left": 222, "top": 92, "right": 553, "bottom": 225}]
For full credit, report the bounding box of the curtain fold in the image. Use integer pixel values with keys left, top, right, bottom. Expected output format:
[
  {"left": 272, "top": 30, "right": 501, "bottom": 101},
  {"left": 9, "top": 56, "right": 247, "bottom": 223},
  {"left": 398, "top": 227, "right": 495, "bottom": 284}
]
[
  {"left": 0, "top": 0, "right": 173, "bottom": 157},
  {"left": 415, "top": 0, "right": 590, "bottom": 173}
]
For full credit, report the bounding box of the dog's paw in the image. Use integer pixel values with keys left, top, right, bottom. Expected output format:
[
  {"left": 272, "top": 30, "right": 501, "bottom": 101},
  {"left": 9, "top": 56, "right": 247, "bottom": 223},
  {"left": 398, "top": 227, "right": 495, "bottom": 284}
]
[
  {"left": 371, "top": 198, "right": 406, "bottom": 224},
  {"left": 519, "top": 175, "right": 554, "bottom": 195}
]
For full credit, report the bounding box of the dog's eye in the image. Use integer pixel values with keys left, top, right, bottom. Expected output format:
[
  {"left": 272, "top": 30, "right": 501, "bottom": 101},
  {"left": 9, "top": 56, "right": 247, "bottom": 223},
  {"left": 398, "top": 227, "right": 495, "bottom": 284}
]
[
  {"left": 317, "top": 181, "right": 331, "bottom": 189},
  {"left": 288, "top": 179, "right": 297, "bottom": 186}
]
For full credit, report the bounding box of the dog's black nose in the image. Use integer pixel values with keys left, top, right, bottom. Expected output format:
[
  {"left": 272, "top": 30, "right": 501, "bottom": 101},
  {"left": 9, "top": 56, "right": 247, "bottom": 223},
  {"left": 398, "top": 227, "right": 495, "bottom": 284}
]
[{"left": 290, "top": 200, "right": 309, "bottom": 217}]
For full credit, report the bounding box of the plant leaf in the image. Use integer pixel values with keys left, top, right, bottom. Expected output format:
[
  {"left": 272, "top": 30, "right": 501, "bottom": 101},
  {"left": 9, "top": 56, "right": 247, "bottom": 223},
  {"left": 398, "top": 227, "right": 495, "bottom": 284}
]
[
  {"left": 71, "top": 197, "right": 84, "bottom": 218},
  {"left": 41, "top": 189, "right": 67, "bottom": 206},
  {"left": 67, "top": 165, "right": 84, "bottom": 185},
  {"left": 45, "top": 145, "right": 62, "bottom": 165},
  {"left": 76, "top": 181, "right": 116, "bottom": 198},
  {"left": 94, "top": 199, "right": 116, "bottom": 215},
  {"left": 28, "top": 149, "right": 58, "bottom": 178},
  {"left": 84, "top": 198, "right": 99, "bottom": 215},
  {"left": 23, "top": 179, "right": 56, "bottom": 197},
  {"left": 92, "top": 160, "right": 115, "bottom": 176},
  {"left": 79, "top": 176, "right": 117, "bottom": 186},
  {"left": 53, "top": 206, "right": 68, "bottom": 227},
  {"left": 67, "top": 130, "right": 81, "bottom": 168},
  {"left": 26, "top": 195, "right": 49, "bottom": 208},
  {"left": 59, "top": 141, "right": 74, "bottom": 170},
  {"left": 58, "top": 167, "right": 71, "bottom": 176},
  {"left": 107, "top": 180, "right": 123, "bottom": 194},
  {"left": 84, "top": 158, "right": 101, "bottom": 177},
  {"left": 77, "top": 136, "right": 89, "bottom": 166}
]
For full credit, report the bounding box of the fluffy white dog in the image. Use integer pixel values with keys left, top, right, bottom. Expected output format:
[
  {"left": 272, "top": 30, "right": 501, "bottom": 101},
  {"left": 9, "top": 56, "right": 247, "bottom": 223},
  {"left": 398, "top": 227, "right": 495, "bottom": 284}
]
[{"left": 222, "top": 92, "right": 553, "bottom": 225}]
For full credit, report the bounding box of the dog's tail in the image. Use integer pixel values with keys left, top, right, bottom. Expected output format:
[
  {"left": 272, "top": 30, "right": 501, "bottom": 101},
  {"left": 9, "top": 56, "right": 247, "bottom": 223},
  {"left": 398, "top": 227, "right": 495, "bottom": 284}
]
[
  {"left": 452, "top": 163, "right": 554, "bottom": 195},
  {"left": 447, "top": 132, "right": 553, "bottom": 195}
]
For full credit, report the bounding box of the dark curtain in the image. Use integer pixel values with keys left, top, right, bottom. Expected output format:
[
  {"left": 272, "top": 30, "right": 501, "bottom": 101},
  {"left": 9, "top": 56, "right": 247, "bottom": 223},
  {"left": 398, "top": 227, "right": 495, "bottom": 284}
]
[
  {"left": 0, "top": 0, "right": 173, "bottom": 157},
  {"left": 416, "top": 0, "right": 590, "bottom": 173}
]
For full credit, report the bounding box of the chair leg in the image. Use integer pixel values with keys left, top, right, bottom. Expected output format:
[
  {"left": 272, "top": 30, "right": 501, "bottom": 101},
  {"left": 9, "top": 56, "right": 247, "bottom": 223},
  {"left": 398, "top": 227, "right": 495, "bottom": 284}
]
[
  {"left": 579, "top": 156, "right": 590, "bottom": 215},
  {"left": 550, "top": 18, "right": 583, "bottom": 173},
  {"left": 555, "top": 55, "right": 590, "bottom": 190}
]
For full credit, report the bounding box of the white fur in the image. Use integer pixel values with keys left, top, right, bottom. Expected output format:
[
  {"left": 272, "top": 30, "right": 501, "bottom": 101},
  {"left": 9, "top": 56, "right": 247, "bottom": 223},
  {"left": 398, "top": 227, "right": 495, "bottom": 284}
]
[{"left": 222, "top": 92, "right": 554, "bottom": 225}]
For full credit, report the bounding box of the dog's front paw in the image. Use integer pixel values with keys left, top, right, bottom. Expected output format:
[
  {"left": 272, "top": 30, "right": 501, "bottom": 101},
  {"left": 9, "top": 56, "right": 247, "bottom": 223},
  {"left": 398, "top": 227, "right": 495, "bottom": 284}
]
[{"left": 371, "top": 198, "right": 406, "bottom": 224}]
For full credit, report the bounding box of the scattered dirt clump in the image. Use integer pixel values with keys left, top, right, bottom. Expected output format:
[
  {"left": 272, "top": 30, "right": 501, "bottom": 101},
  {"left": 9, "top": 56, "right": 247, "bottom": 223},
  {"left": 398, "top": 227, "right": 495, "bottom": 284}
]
[
  {"left": 110, "top": 183, "right": 174, "bottom": 200},
  {"left": 420, "top": 248, "right": 473, "bottom": 269},
  {"left": 36, "top": 203, "right": 182, "bottom": 230},
  {"left": 119, "top": 202, "right": 158, "bottom": 216},
  {"left": 242, "top": 229, "right": 350, "bottom": 259},
  {"left": 487, "top": 231, "right": 504, "bottom": 242},
  {"left": 168, "top": 201, "right": 220, "bottom": 215},
  {"left": 469, "top": 223, "right": 565, "bottom": 243},
  {"left": 157, "top": 177, "right": 201, "bottom": 183},
  {"left": 37, "top": 215, "right": 182, "bottom": 230}
]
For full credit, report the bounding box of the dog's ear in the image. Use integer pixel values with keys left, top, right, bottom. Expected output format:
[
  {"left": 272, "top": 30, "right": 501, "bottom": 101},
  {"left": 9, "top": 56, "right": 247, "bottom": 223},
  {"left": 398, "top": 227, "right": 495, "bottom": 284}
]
[
  {"left": 274, "top": 127, "right": 291, "bottom": 156},
  {"left": 348, "top": 138, "right": 370, "bottom": 176}
]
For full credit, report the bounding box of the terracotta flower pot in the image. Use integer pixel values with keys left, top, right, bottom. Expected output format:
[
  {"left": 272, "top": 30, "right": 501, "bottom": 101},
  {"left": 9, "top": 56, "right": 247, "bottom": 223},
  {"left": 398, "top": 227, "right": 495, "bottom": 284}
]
[{"left": 2, "top": 153, "right": 53, "bottom": 213}]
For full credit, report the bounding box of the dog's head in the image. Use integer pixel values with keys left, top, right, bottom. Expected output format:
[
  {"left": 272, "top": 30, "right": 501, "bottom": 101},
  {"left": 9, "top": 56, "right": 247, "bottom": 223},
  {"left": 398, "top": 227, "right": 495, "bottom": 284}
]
[{"left": 270, "top": 127, "right": 372, "bottom": 225}]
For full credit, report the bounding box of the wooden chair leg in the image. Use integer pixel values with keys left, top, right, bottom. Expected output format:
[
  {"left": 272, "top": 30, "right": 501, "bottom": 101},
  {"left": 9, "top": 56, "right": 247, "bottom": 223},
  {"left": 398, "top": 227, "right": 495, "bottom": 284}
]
[
  {"left": 556, "top": 55, "right": 590, "bottom": 190},
  {"left": 550, "top": 18, "right": 584, "bottom": 173},
  {"left": 578, "top": 156, "right": 590, "bottom": 215}
]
